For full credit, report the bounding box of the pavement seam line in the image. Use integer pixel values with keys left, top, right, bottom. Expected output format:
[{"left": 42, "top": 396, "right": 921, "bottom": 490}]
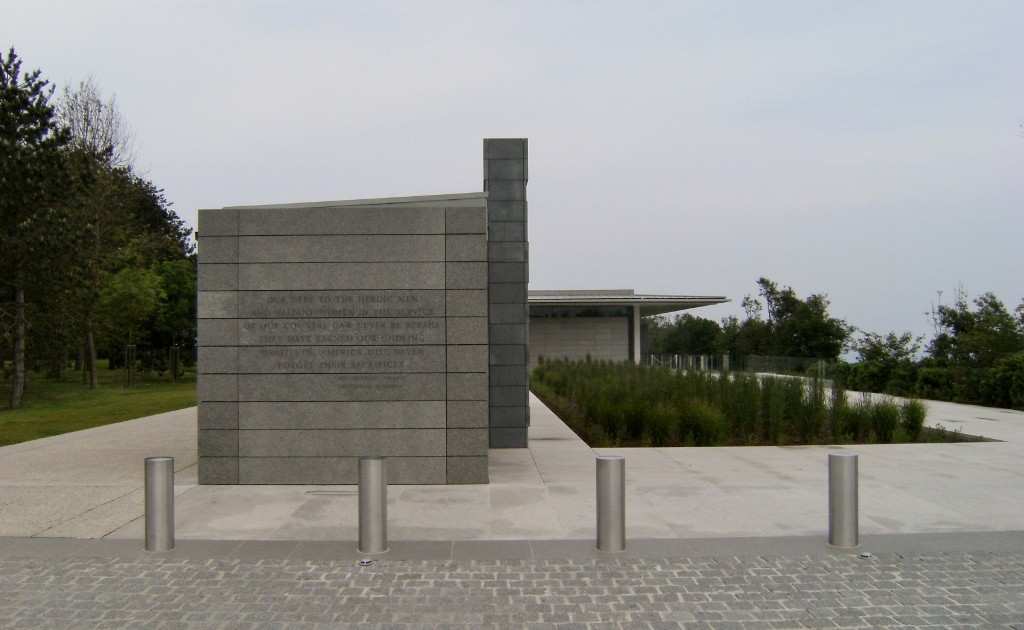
[{"left": 34, "top": 484, "right": 144, "bottom": 538}]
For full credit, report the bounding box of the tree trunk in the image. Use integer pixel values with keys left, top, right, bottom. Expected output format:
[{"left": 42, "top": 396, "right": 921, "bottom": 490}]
[
  {"left": 86, "top": 322, "right": 98, "bottom": 389},
  {"left": 10, "top": 287, "right": 26, "bottom": 409}
]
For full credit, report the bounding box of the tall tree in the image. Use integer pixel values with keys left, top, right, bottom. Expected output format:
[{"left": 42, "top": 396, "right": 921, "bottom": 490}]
[
  {"left": 741, "top": 277, "right": 851, "bottom": 359},
  {"left": 847, "top": 331, "right": 923, "bottom": 395},
  {"left": 56, "top": 79, "right": 192, "bottom": 387},
  {"left": 647, "top": 314, "right": 722, "bottom": 355},
  {"left": 928, "top": 290, "right": 1024, "bottom": 369},
  {"left": 150, "top": 258, "right": 197, "bottom": 357},
  {"left": 56, "top": 78, "right": 137, "bottom": 387},
  {"left": 57, "top": 77, "right": 136, "bottom": 169},
  {"left": 98, "top": 266, "right": 166, "bottom": 348},
  {"left": 0, "top": 48, "right": 75, "bottom": 408},
  {"left": 717, "top": 314, "right": 773, "bottom": 357},
  {"left": 923, "top": 288, "right": 1024, "bottom": 405}
]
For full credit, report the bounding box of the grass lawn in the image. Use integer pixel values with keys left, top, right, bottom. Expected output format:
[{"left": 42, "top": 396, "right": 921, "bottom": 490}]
[{"left": 0, "top": 363, "right": 196, "bottom": 447}]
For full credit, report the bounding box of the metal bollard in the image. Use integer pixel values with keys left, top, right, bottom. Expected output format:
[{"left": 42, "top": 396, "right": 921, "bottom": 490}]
[
  {"left": 596, "top": 455, "right": 626, "bottom": 552},
  {"left": 145, "top": 456, "right": 175, "bottom": 552},
  {"left": 828, "top": 452, "right": 859, "bottom": 548},
  {"left": 358, "top": 457, "right": 388, "bottom": 554}
]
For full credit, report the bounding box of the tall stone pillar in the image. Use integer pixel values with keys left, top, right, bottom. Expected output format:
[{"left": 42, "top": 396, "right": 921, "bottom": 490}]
[{"left": 484, "top": 138, "right": 530, "bottom": 447}]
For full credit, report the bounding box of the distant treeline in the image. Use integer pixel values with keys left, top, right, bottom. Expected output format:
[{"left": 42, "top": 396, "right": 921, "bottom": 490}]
[{"left": 647, "top": 280, "right": 1024, "bottom": 411}]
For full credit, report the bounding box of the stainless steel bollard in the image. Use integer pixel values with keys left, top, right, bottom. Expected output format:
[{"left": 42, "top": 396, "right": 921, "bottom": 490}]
[
  {"left": 358, "top": 457, "right": 388, "bottom": 554},
  {"left": 596, "top": 455, "right": 626, "bottom": 552},
  {"left": 828, "top": 452, "right": 859, "bottom": 548},
  {"left": 145, "top": 456, "right": 175, "bottom": 552}
]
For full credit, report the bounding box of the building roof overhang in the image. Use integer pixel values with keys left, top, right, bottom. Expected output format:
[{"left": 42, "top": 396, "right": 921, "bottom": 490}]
[{"left": 528, "top": 290, "right": 730, "bottom": 317}]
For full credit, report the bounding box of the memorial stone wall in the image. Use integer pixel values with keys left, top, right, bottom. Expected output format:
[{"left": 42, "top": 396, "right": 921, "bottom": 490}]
[{"left": 197, "top": 195, "right": 490, "bottom": 484}]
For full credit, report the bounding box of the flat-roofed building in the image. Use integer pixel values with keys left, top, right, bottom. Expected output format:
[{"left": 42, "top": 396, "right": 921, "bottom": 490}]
[{"left": 528, "top": 290, "right": 729, "bottom": 366}]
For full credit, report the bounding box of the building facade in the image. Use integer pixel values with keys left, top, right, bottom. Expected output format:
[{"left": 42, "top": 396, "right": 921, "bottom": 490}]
[{"left": 528, "top": 290, "right": 729, "bottom": 366}]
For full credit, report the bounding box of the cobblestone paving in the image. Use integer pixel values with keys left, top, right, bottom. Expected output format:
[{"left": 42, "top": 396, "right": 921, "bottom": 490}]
[{"left": 1, "top": 551, "right": 1022, "bottom": 629}]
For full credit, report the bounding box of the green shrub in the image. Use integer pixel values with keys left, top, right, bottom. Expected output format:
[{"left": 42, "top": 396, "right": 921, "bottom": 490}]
[
  {"left": 767, "top": 385, "right": 787, "bottom": 444},
  {"left": 840, "top": 403, "right": 871, "bottom": 442},
  {"left": 915, "top": 366, "right": 954, "bottom": 401},
  {"left": 673, "top": 398, "right": 723, "bottom": 446},
  {"left": 645, "top": 402, "right": 677, "bottom": 446},
  {"left": 985, "top": 352, "right": 1024, "bottom": 410},
  {"left": 529, "top": 359, "right": 928, "bottom": 447},
  {"left": 827, "top": 381, "right": 850, "bottom": 441},
  {"left": 900, "top": 399, "right": 927, "bottom": 441},
  {"left": 869, "top": 400, "right": 900, "bottom": 442}
]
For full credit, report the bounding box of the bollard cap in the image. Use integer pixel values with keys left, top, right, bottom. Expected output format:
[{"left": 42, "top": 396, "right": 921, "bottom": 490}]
[{"left": 596, "top": 455, "right": 625, "bottom": 462}]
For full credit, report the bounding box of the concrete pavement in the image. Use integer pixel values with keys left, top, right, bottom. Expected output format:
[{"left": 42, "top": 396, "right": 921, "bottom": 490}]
[
  {"left": 1, "top": 393, "right": 1022, "bottom": 545},
  {"left": 1, "top": 393, "right": 1022, "bottom": 628}
]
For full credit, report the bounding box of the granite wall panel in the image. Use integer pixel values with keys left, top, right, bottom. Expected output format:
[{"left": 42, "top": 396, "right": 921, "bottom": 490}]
[
  {"left": 239, "top": 456, "right": 446, "bottom": 485},
  {"left": 446, "top": 317, "right": 488, "bottom": 345},
  {"left": 197, "top": 264, "right": 238, "bottom": 291},
  {"left": 238, "top": 401, "right": 446, "bottom": 430},
  {"left": 238, "top": 262, "right": 445, "bottom": 291},
  {"left": 446, "top": 457, "right": 488, "bottom": 484},
  {"left": 485, "top": 200, "right": 527, "bottom": 223},
  {"left": 237, "top": 207, "right": 445, "bottom": 236},
  {"left": 445, "top": 290, "right": 488, "bottom": 316},
  {"left": 198, "top": 201, "right": 489, "bottom": 484},
  {"left": 238, "top": 235, "right": 444, "bottom": 263},
  {"left": 198, "top": 402, "right": 239, "bottom": 430}
]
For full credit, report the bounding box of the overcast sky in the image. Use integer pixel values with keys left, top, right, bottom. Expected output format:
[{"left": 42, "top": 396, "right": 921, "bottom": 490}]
[{"left": 6, "top": 1, "right": 1022, "bottom": 347}]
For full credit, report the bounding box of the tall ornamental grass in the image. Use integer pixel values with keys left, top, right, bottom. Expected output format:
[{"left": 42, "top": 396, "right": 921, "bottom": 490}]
[{"left": 530, "top": 359, "right": 929, "bottom": 447}]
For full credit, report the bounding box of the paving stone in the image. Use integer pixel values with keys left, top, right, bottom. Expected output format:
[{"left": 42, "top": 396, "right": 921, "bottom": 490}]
[{"left": 0, "top": 551, "right": 1021, "bottom": 627}]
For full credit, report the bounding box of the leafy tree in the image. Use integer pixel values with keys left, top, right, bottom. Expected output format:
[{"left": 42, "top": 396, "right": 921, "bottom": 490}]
[
  {"left": 922, "top": 288, "right": 1024, "bottom": 406},
  {"left": 739, "top": 277, "right": 851, "bottom": 359},
  {"left": 56, "top": 79, "right": 193, "bottom": 387},
  {"left": 150, "top": 258, "right": 197, "bottom": 362},
  {"left": 57, "top": 78, "right": 140, "bottom": 387},
  {"left": 988, "top": 351, "right": 1024, "bottom": 410},
  {"left": 57, "top": 76, "right": 136, "bottom": 169},
  {"left": 845, "top": 331, "right": 922, "bottom": 395},
  {"left": 98, "top": 266, "right": 166, "bottom": 348},
  {"left": 646, "top": 314, "right": 721, "bottom": 355},
  {"left": 717, "top": 314, "right": 773, "bottom": 357},
  {"left": 928, "top": 289, "right": 1023, "bottom": 369},
  {"left": 0, "top": 48, "right": 77, "bottom": 408},
  {"left": 644, "top": 315, "right": 673, "bottom": 355}
]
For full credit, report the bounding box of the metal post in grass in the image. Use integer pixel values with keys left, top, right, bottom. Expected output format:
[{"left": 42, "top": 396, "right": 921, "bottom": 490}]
[
  {"left": 358, "top": 457, "right": 388, "bottom": 554},
  {"left": 828, "top": 452, "right": 858, "bottom": 548},
  {"left": 596, "top": 455, "right": 626, "bottom": 552},
  {"left": 145, "top": 456, "right": 175, "bottom": 552},
  {"left": 170, "top": 346, "right": 181, "bottom": 381},
  {"left": 124, "top": 344, "right": 136, "bottom": 388}
]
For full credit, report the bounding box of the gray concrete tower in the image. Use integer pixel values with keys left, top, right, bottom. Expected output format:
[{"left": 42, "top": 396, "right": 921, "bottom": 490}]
[{"left": 484, "top": 138, "right": 530, "bottom": 447}]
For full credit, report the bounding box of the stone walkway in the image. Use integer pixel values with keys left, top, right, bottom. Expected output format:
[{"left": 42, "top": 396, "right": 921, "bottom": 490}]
[{"left": 1, "top": 550, "right": 1021, "bottom": 628}]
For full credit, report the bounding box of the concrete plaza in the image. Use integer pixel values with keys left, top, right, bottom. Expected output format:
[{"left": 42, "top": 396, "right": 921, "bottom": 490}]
[
  {"left": 0, "top": 393, "right": 1021, "bottom": 627},
  {"left": 1, "top": 393, "right": 1022, "bottom": 546}
]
